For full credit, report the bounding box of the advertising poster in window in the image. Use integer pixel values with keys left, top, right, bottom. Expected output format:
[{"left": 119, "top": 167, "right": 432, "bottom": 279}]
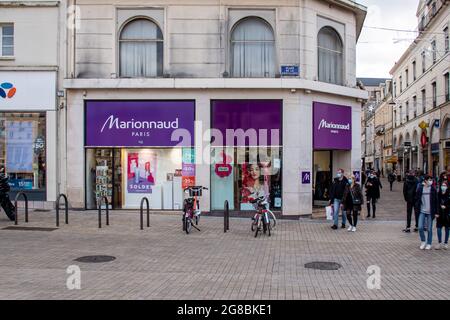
[
  {"left": 6, "top": 121, "right": 34, "bottom": 173},
  {"left": 240, "top": 163, "right": 270, "bottom": 211},
  {"left": 127, "top": 151, "right": 157, "bottom": 194},
  {"left": 182, "top": 148, "right": 195, "bottom": 189}
]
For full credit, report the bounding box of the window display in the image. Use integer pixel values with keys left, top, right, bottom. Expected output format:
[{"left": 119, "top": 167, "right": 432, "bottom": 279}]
[
  {"left": 211, "top": 147, "right": 282, "bottom": 211},
  {"left": 0, "top": 112, "right": 46, "bottom": 192}
]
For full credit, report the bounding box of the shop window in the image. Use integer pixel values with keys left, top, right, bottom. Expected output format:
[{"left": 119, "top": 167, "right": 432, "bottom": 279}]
[
  {"left": 119, "top": 18, "right": 163, "bottom": 78},
  {"left": 0, "top": 24, "right": 14, "bottom": 56},
  {"left": 0, "top": 113, "right": 46, "bottom": 193},
  {"left": 230, "top": 17, "right": 276, "bottom": 78},
  {"left": 86, "top": 147, "right": 194, "bottom": 210},
  {"left": 313, "top": 151, "right": 332, "bottom": 205},
  {"left": 318, "top": 26, "right": 343, "bottom": 85},
  {"left": 211, "top": 100, "right": 282, "bottom": 211}
]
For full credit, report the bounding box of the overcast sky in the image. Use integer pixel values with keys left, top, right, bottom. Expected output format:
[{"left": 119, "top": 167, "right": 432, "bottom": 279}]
[{"left": 356, "top": 0, "right": 419, "bottom": 78}]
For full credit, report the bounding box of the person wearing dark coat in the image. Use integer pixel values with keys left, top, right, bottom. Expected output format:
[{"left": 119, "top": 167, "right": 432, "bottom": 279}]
[
  {"left": 365, "top": 171, "right": 382, "bottom": 218},
  {"left": 329, "top": 169, "right": 348, "bottom": 230},
  {"left": 403, "top": 171, "right": 419, "bottom": 233},
  {"left": 436, "top": 181, "right": 450, "bottom": 250},
  {"left": 342, "top": 175, "right": 364, "bottom": 232},
  {"left": 0, "top": 167, "right": 15, "bottom": 221},
  {"left": 414, "top": 175, "right": 438, "bottom": 250},
  {"left": 388, "top": 171, "right": 396, "bottom": 191}
]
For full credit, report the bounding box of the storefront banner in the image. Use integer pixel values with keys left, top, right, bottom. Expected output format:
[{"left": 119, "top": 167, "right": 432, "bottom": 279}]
[
  {"left": 0, "top": 71, "right": 56, "bottom": 111},
  {"left": 313, "top": 102, "right": 352, "bottom": 150},
  {"left": 127, "top": 151, "right": 156, "bottom": 194},
  {"left": 86, "top": 101, "right": 195, "bottom": 147},
  {"left": 212, "top": 100, "right": 282, "bottom": 146},
  {"left": 182, "top": 163, "right": 196, "bottom": 177},
  {"left": 6, "top": 121, "right": 34, "bottom": 173}
]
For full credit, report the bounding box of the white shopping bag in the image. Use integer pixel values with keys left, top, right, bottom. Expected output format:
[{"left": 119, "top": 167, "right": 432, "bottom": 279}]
[{"left": 325, "top": 206, "right": 334, "bottom": 220}]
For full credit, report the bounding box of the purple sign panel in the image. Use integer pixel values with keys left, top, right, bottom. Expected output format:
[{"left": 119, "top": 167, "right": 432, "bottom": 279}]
[
  {"left": 302, "top": 172, "right": 311, "bottom": 184},
  {"left": 313, "top": 102, "right": 352, "bottom": 150},
  {"left": 85, "top": 101, "right": 195, "bottom": 147},
  {"left": 212, "top": 100, "right": 282, "bottom": 146}
]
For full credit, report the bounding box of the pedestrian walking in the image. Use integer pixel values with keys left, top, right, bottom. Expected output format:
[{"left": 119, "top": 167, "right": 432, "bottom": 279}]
[
  {"left": 329, "top": 169, "right": 348, "bottom": 230},
  {"left": 361, "top": 170, "right": 367, "bottom": 186},
  {"left": 414, "top": 175, "right": 437, "bottom": 250},
  {"left": 388, "top": 171, "right": 396, "bottom": 192},
  {"left": 365, "top": 170, "right": 382, "bottom": 219},
  {"left": 435, "top": 181, "right": 450, "bottom": 250},
  {"left": 342, "top": 175, "right": 363, "bottom": 232},
  {"left": 403, "top": 171, "right": 419, "bottom": 233}
]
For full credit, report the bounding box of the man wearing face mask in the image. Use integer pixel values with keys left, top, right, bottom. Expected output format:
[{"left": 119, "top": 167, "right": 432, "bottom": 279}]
[
  {"left": 329, "top": 169, "right": 348, "bottom": 230},
  {"left": 403, "top": 170, "right": 419, "bottom": 233},
  {"left": 414, "top": 175, "right": 437, "bottom": 250},
  {"left": 365, "top": 170, "right": 382, "bottom": 218}
]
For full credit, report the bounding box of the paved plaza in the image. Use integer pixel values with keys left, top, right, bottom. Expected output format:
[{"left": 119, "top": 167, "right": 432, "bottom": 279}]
[{"left": 0, "top": 179, "right": 448, "bottom": 300}]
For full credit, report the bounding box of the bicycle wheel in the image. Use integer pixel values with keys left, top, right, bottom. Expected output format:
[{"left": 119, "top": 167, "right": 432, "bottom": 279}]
[
  {"left": 266, "top": 214, "right": 272, "bottom": 237},
  {"left": 185, "top": 217, "right": 192, "bottom": 234},
  {"left": 182, "top": 215, "right": 186, "bottom": 231},
  {"left": 195, "top": 214, "right": 200, "bottom": 226},
  {"left": 251, "top": 220, "right": 256, "bottom": 232},
  {"left": 268, "top": 210, "right": 277, "bottom": 229}
]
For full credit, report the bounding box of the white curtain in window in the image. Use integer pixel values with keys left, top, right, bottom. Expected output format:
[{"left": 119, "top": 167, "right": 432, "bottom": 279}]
[
  {"left": 120, "top": 19, "right": 163, "bottom": 78},
  {"left": 231, "top": 18, "right": 276, "bottom": 78},
  {"left": 318, "top": 27, "right": 343, "bottom": 85}
]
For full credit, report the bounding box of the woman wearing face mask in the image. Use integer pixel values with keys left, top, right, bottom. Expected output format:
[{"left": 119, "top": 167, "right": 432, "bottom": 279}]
[
  {"left": 342, "top": 175, "right": 364, "bottom": 232},
  {"left": 414, "top": 175, "right": 438, "bottom": 250},
  {"left": 436, "top": 181, "right": 450, "bottom": 250}
]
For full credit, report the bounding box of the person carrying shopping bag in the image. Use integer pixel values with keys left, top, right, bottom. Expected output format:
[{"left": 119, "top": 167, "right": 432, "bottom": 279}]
[
  {"left": 414, "top": 175, "right": 438, "bottom": 250},
  {"left": 342, "top": 175, "right": 364, "bottom": 232}
]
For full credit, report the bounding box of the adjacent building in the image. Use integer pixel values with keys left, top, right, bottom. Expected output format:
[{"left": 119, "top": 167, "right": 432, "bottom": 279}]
[
  {"left": 0, "top": 1, "right": 64, "bottom": 209},
  {"left": 390, "top": 0, "right": 449, "bottom": 178}
]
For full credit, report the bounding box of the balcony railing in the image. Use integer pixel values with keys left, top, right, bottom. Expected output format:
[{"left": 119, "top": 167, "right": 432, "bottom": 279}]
[{"left": 418, "top": 0, "right": 447, "bottom": 32}]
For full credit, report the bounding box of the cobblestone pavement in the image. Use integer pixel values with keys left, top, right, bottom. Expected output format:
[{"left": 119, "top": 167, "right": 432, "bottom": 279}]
[{"left": 0, "top": 205, "right": 448, "bottom": 300}]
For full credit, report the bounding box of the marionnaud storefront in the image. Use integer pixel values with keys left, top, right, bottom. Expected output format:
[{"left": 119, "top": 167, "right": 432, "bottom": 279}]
[
  {"left": 0, "top": 71, "right": 57, "bottom": 207},
  {"left": 65, "top": 88, "right": 361, "bottom": 217}
]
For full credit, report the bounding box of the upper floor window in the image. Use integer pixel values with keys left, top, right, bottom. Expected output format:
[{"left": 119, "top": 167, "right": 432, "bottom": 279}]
[
  {"left": 412, "top": 61, "right": 417, "bottom": 81},
  {"left": 432, "top": 81, "right": 437, "bottom": 107},
  {"left": 318, "top": 26, "right": 343, "bottom": 85},
  {"left": 431, "top": 40, "right": 437, "bottom": 63},
  {"left": 422, "top": 89, "right": 426, "bottom": 113},
  {"left": 422, "top": 50, "right": 426, "bottom": 73},
  {"left": 230, "top": 17, "right": 276, "bottom": 78},
  {"left": 0, "top": 24, "right": 14, "bottom": 57},
  {"left": 119, "top": 18, "right": 163, "bottom": 78},
  {"left": 405, "top": 69, "right": 409, "bottom": 87},
  {"left": 399, "top": 75, "right": 403, "bottom": 93},
  {"left": 445, "top": 72, "right": 450, "bottom": 102},
  {"left": 445, "top": 26, "right": 449, "bottom": 53}
]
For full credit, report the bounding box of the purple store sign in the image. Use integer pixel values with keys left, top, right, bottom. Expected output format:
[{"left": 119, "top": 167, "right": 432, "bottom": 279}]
[
  {"left": 212, "top": 100, "right": 282, "bottom": 146},
  {"left": 85, "top": 101, "right": 195, "bottom": 147},
  {"left": 313, "top": 102, "right": 352, "bottom": 150}
]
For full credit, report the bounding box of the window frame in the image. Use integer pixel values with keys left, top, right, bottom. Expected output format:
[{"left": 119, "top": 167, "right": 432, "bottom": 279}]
[
  {"left": 0, "top": 23, "right": 14, "bottom": 57},
  {"left": 317, "top": 26, "right": 344, "bottom": 86},
  {"left": 229, "top": 16, "right": 277, "bottom": 78},
  {"left": 117, "top": 16, "right": 164, "bottom": 78}
]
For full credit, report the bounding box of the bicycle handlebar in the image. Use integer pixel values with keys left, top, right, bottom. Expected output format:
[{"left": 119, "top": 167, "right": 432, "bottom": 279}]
[{"left": 184, "top": 186, "right": 208, "bottom": 192}]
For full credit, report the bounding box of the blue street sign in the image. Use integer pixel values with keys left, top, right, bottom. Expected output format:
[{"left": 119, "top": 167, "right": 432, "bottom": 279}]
[{"left": 281, "top": 65, "right": 299, "bottom": 76}]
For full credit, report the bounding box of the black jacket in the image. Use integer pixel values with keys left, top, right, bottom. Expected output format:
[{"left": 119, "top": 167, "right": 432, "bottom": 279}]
[
  {"left": 388, "top": 173, "right": 396, "bottom": 183},
  {"left": 329, "top": 177, "right": 348, "bottom": 202},
  {"left": 437, "top": 189, "right": 450, "bottom": 226},
  {"left": 342, "top": 183, "right": 364, "bottom": 212},
  {"left": 414, "top": 183, "right": 438, "bottom": 218},
  {"left": 0, "top": 173, "right": 10, "bottom": 194},
  {"left": 365, "top": 177, "right": 382, "bottom": 199},
  {"left": 403, "top": 175, "right": 418, "bottom": 203}
]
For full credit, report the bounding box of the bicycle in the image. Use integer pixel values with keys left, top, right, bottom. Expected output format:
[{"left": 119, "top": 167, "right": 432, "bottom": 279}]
[
  {"left": 182, "top": 186, "right": 208, "bottom": 234},
  {"left": 250, "top": 196, "right": 275, "bottom": 237}
]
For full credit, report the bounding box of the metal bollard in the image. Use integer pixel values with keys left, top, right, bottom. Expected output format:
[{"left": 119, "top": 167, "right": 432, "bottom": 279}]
[
  {"left": 140, "top": 197, "right": 150, "bottom": 230},
  {"left": 56, "top": 194, "right": 69, "bottom": 227},
  {"left": 14, "top": 192, "right": 29, "bottom": 226},
  {"left": 224, "top": 200, "right": 229, "bottom": 233}
]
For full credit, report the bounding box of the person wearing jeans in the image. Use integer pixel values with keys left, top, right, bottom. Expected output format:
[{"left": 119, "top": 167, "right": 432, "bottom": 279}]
[
  {"left": 342, "top": 175, "right": 363, "bottom": 232},
  {"left": 415, "top": 175, "right": 437, "bottom": 250},
  {"left": 329, "top": 169, "right": 348, "bottom": 230}
]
